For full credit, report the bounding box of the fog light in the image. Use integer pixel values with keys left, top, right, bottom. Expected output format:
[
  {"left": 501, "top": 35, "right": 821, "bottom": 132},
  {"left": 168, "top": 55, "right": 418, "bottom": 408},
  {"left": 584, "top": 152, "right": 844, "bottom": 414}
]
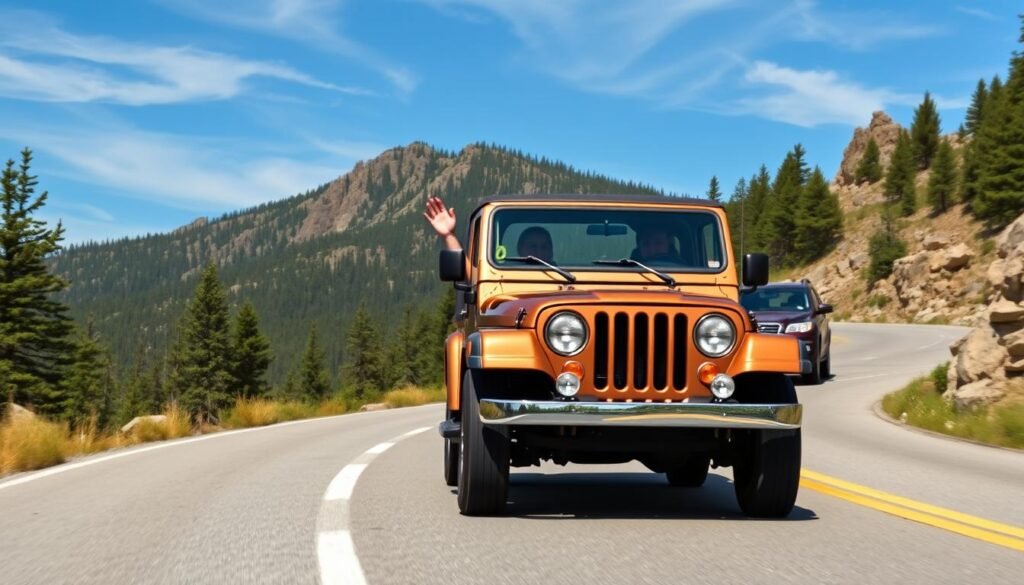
[
  {"left": 709, "top": 374, "right": 735, "bottom": 400},
  {"left": 555, "top": 372, "right": 581, "bottom": 397}
]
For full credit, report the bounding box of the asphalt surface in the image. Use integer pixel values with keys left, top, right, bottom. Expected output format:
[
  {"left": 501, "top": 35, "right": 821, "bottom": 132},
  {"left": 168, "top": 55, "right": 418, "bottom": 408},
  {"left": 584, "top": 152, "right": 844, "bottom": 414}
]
[{"left": 2, "top": 323, "right": 1022, "bottom": 584}]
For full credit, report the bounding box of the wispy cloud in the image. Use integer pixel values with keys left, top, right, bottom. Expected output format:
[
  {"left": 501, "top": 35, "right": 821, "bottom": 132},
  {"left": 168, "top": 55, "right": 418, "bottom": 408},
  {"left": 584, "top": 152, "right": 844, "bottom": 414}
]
[
  {"left": 0, "top": 13, "right": 368, "bottom": 105},
  {"left": 955, "top": 5, "right": 997, "bottom": 21},
  {"left": 792, "top": 0, "right": 944, "bottom": 51},
  {"left": 160, "top": 0, "right": 418, "bottom": 94},
  {"left": 0, "top": 123, "right": 352, "bottom": 211},
  {"left": 736, "top": 61, "right": 921, "bottom": 127}
]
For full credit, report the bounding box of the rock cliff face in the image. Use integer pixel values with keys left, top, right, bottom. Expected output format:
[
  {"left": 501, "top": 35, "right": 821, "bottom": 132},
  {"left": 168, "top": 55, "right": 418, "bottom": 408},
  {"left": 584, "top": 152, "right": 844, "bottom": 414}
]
[
  {"left": 834, "top": 111, "right": 902, "bottom": 188},
  {"left": 944, "top": 213, "right": 1024, "bottom": 409}
]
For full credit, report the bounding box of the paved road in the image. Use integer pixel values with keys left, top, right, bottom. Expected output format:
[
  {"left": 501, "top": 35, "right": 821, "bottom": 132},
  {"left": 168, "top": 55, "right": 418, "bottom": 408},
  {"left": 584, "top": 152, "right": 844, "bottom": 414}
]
[{"left": 2, "top": 323, "right": 1022, "bottom": 584}]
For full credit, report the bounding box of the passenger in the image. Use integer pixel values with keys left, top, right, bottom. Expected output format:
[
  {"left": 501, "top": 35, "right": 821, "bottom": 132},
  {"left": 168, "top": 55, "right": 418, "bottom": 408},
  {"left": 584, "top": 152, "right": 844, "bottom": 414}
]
[
  {"left": 423, "top": 196, "right": 555, "bottom": 264},
  {"left": 515, "top": 226, "right": 554, "bottom": 264}
]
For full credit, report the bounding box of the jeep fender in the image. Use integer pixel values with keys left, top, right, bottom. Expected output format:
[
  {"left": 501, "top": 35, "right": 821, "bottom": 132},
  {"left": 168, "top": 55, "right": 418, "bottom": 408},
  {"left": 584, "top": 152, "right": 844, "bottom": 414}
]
[
  {"left": 445, "top": 331, "right": 465, "bottom": 412},
  {"left": 726, "top": 332, "right": 802, "bottom": 377}
]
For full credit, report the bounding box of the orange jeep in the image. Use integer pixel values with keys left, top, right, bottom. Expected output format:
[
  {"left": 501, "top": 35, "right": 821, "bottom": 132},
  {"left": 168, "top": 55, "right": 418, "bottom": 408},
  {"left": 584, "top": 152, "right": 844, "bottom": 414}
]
[{"left": 437, "top": 195, "right": 802, "bottom": 517}]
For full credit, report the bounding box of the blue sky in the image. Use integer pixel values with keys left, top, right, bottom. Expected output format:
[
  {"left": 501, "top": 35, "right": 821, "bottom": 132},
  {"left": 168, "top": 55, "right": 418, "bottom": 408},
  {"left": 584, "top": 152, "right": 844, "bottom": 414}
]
[{"left": 1, "top": 1, "right": 1018, "bottom": 243}]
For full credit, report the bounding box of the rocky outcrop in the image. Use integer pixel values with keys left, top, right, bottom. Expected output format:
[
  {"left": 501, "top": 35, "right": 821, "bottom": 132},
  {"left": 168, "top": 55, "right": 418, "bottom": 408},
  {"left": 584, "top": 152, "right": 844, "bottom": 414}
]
[
  {"left": 943, "top": 212, "right": 1024, "bottom": 410},
  {"left": 3, "top": 403, "right": 36, "bottom": 422},
  {"left": 120, "top": 415, "right": 167, "bottom": 434},
  {"left": 834, "top": 111, "right": 902, "bottom": 187}
]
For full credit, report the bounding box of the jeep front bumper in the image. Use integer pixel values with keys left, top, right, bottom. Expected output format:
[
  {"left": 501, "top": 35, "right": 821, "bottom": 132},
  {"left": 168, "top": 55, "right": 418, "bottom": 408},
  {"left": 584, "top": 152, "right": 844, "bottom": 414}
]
[{"left": 478, "top": 399, "right": 802, "bottom": 430}]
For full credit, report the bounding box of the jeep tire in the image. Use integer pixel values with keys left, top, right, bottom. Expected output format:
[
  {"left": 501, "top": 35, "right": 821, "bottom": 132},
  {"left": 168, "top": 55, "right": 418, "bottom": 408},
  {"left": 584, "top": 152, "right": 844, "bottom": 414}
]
[
  {"left": 665, "top": 456, "right": 711, "bottom": 487},
  {"left": 457, "top": 370, "right": 509, "bottom": 515},
  {"left": 732, "top": 373, "right": 801, "bottom": 518},
  {"left": 443, "top": 415, "right": 459, "bottom": 487}
]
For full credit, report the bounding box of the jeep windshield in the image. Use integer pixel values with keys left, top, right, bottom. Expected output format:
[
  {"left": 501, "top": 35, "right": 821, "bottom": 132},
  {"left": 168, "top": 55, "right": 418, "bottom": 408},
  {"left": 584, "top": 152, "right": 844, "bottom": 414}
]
[{"left": 489, "top": 207, "right": 726, "bottom": 275}]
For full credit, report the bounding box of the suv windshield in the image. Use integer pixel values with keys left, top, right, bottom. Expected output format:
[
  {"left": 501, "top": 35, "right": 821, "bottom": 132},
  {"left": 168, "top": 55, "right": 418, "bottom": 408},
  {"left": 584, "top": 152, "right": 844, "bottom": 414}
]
[
  {"left": 740, "top": 287, "right": 811, "bottom": 311},
  {"left": 489, "top": 207, "right": 726, "bottom": 273}
]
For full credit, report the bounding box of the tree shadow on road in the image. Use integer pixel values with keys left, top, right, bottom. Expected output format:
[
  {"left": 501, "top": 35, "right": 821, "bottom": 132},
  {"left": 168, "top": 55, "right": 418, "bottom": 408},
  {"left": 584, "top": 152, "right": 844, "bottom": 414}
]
[{"left": 503, "top": 472, "right": 817, "bottom": 521}]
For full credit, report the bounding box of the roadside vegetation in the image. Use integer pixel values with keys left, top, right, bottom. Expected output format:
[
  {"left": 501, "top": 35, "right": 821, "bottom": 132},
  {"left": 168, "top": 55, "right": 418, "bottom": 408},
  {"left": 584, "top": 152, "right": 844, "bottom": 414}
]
[
  {"left": 882, "top": 364, "right": 1024, "bottom": 450},
  {"left": 1, "top": 385, "right": 445, "bottom": 474}
]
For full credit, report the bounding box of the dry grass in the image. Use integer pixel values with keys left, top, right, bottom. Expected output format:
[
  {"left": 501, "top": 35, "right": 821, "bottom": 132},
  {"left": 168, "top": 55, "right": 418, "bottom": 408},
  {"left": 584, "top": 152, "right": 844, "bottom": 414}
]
[
  {"left": 382, "top": 386, "right": 446, "bottom": 408},
  {"left": 882, "top": 365, "right": 1024, "bottom": 450},
  {"left": 0, "top": 416, "right": 69, "bottom": 472},
  {"left": 126, "top": 404, "right": 192, "bottom": 442}
]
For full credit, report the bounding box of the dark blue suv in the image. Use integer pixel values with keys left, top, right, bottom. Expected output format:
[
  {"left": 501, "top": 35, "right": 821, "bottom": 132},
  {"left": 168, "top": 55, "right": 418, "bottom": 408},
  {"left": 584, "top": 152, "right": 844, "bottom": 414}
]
[{"left": 740, "top": 280, "right": 833, "bottom": 384}]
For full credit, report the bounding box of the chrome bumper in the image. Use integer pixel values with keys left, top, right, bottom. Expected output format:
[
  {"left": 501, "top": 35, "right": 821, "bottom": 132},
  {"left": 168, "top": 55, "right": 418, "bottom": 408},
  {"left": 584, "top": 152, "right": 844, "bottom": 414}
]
[{"left": 478, "top": 399, "right": 801, "bottom": 430}]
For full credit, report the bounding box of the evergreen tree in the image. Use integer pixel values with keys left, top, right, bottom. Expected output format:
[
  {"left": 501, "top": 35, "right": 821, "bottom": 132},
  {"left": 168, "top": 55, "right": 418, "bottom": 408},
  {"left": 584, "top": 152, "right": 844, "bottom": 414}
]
[
  {"left": 961, "top": 75, "right": 1003, "bottom": 203},
  {"left": 926, "top": 141, "right": 958, "bottom": 214},
  {"left": 231, "top": 301, "right": 272, "bottom": 398},
  {"left": 884, "top": 130, "right": 917, "bottom": 216},
  {"left": 118, "top": 344, "right": 153, "bottom": 425},
  {"left": 964, "top": 79, "right": 987, "bottom": 136},
  {"left": 724, "top": 178, "right": 748, "bottom": 260},
  {"left": 854, "top": 138, "right": 882, "bottom": 184},
  {"left": 0, "top": 149, "right": 75, "bottom": 413},
  {"left": 792, "top": 167, "right": 844, "bottom": 264},
  {"left": 61, "top": 316, "right": 113, "bottom": 425},
  {"left": 743, "top": 166, "right": 772, "bottom": 253},
  {"left": 866, "top": 209, "right": 907, "bottom": 284},
  {"left": 910, "top": 92, "right": 941, "bottom": 169},
  {"left": 387, "top": 307, "right": 418, "bottom": 388},
  {"left": 343, "top": 305, "right": 384, "bottom": 401},
  {"left": 298, "top": 324, "right": 331, "bottom": 401},
  {"left": 756, "top": 145, "right": 807, "bottom": 266},
  {"left": 971, "top": 18, "right": 1024, "bottom": 227},
  {"left": 169, "top": 263, "right": 234, "bottom": 422},
  {"left": 706, "top": 176, "right": 722, "bottom": 202}
]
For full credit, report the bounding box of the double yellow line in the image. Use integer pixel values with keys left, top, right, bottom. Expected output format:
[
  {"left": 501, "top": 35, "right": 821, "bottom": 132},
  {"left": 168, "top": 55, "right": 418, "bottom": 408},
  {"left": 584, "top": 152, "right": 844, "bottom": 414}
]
[{"left": 800, "top": 469, "right": 1024, "bottom": 553}]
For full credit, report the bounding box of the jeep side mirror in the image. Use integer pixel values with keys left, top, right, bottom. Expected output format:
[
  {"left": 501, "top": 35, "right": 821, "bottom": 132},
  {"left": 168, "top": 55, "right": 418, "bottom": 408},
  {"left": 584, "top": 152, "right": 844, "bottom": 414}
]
[
  {"left": 742, "top": 253, "right": 769, "bottom": 287},
  {"left": 439, "top": 249, "right": 466, "bottom": 282},
  {"left": 817, "top": 303, "right": 834, "bottom": 315}
]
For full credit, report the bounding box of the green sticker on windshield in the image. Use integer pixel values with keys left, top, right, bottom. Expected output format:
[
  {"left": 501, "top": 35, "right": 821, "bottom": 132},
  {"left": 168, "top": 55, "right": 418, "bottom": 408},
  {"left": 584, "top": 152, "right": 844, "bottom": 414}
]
[{"left": 495, "top": 244, "right": 507, "bottom": 262}]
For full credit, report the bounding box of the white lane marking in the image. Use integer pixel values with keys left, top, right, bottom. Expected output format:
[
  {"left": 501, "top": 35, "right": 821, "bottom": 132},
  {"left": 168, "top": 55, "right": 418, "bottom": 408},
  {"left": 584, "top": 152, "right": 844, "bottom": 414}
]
[
  {"left": 365, "top": 442, "right": 395, "bottom": 455},
  {"left": 324, "top": 464, "right": 368, "bottom": 502},
  {"left": 318, "top": 530, "right": 367, "bottom": 585},
  {"left": 830, "top": 373, "right": 891, "bottom": 383},
  {"left": 317, "top": 425, "right": 431, "bottom": 585},
  {"left": 861, "top": 356, "right": 879, "bottom": 361},
  {"left": 0, "top": 403, "right": 441, "bottom": 492}
]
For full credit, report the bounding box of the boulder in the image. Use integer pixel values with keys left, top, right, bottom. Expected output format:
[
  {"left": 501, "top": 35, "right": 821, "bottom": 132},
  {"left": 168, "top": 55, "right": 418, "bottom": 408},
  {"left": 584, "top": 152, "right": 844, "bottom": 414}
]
[
  {"left": 948, "top": 379, "right": 1006, "bottom": 411},
  {"left": 1006, "top": 358, "right": 1024, "bottom": 373},
  {"left": 953, "top": 327, "right": 1008, "bottom": 386},
  {"left": 892, "top": 252, "right": 931, "bottom": 295},
  {"left": 922, "top": 234, "right": 949, "bottom": 251},
  {"left": 358, "top": 403, "right": 392, "bottom": 412},
  {"left": 989, "top": 297, "right": 1024, "bottom": 323},
  {"left": 939, "top": 243, "right": 973, "bottom": 272},
  {"left": 1001, "top": 327, "right": 1024, "bottom": 359},
  {"left": 120, "top": 415, "right": 167, "bottom": 434},
  {"left": 995, "top": 212, "right": 1024, "bottom": 258},
  {"left": 849, "top": 253, "right": 869, "bottom": 270},
  {"left": 835, "top": 260, "right": 851, "bottom": 278},
  {"left": 4, "top": 403, "right": 36, "bottom": 422}
]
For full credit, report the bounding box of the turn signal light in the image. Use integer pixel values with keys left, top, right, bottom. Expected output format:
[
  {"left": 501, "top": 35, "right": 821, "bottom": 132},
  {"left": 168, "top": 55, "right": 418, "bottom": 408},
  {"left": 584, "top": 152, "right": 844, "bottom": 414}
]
[
  {"left": 698, "top": 362, "right": 719, "bottom": 386},
  {"left": 561, "top": 360, "right": 585, "bottom": 379}
]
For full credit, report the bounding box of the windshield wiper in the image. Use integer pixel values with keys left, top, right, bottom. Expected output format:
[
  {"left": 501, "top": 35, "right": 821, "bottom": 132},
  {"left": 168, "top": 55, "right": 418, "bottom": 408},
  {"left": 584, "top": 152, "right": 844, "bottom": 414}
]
[
  {"left": 593, "top": 258, "right": 676, "bottom": 287},
  {"left": 505, "top": 256, "right": 576, "bottom": 283}
]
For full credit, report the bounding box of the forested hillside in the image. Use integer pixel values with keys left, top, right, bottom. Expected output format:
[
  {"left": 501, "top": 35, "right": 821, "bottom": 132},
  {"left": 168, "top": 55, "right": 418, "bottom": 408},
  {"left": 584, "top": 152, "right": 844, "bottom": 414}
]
[{"left": 51, "top": 143, "right": 662, "bottom": 385}]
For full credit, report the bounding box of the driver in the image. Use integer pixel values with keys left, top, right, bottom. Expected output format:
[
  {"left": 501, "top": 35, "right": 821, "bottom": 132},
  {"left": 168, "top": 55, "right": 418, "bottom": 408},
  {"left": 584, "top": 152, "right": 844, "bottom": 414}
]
[
  {"left": 515, "top": 226, "right": 554, "bottom": 263},
  {"left": 633, "top": 225, "right": 682, "bottom": 263}
]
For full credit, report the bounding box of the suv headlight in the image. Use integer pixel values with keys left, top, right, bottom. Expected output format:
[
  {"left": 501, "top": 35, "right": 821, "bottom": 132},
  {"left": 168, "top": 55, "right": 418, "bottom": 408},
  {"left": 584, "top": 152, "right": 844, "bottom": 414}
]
[
  {"left": 545, "top": 312, "right": 588, "bottom": 356},
  {"left": 694, "top": 314, "right": 736, "bottom": 357},
  {"left": 785, "top": 321, "right": 814, "bottom": 333}
]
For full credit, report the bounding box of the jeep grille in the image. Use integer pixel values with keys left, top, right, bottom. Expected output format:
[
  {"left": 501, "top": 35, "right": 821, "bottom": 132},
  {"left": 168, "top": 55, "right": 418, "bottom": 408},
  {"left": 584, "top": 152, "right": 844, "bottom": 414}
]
[{"left": 593, "top": 311, "right": 687, "bottom": 392}]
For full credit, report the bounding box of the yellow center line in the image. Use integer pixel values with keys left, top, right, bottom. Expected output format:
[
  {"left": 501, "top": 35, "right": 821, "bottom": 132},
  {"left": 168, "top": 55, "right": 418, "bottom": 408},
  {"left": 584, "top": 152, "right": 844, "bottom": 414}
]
[{"left": 800, "top": 469, "right": 1024, "bottom": 553}]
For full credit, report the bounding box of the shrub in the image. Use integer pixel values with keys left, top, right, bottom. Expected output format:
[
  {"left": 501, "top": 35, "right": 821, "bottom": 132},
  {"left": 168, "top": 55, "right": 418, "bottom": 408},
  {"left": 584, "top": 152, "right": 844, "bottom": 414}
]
[
  {"left": 866, "top": 229, "right": 907, "bottom": 284},
  {"left": 383, "top": 386, "right": 446, "bottom": 408},
  {"left": 929, "top": 363, "right": 949, "bottom": 392},
  {"left": 866, "top": 294, "right": 890, "bottom": 308}
]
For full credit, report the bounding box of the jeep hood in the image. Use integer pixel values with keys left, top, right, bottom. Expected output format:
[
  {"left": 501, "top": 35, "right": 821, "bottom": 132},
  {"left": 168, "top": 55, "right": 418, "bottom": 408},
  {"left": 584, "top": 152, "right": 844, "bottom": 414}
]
[{"left": 477, "top": 289, "right": 745, "bottom": 329}]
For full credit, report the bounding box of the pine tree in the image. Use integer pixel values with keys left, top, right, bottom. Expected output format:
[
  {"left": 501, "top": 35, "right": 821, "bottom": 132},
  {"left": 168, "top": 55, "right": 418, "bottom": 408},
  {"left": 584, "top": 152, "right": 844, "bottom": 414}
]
[
  {"left": 0, "top": 148, "right": 75, "bottom": 413},
  {"left": 972, "top": 18, "right": 1024, "bottom": 227},
  {"left": 298, "top": 324, "right": 331, "bottom": 401},
  {"left": 343, "top": 305, "right": 384, "bottom": 401},
  {"left": 387, "top": 307, "right": 418, "bottom": 388},
  {"left": 706, "top": 176, "right": 722, "bottom": 202},
  {"left": 792, "top": 167, "right": 843, "bottom": 264},
  {"left": 927, "top": 141, "right": 958, "bottom": 214},
  {"left": 169, "top": 263, "right": 234, "bottom": 422},
  {"left": 884, "top": 130, "right": 917, "bottom": 216},
  {"left": 854, "top": 138, "right": 882, "bottom": 184},
  {"left": 61, "top": 316, "right": 113, "bottom": 425},
  {"left": 118, "top": 344, "right": 152, "bottom": 425},
  {"left": 724, "top": 178, "right": 748, "bottom": 260},
  {"left": 866, "top": 208, "right": 907, "bottom": 284},
  {"left": 964, "top": 79, "right": 987, "bottom": 136},
  {"left": 756, "top": 145, "right": 807, "bottom": 266},
  {"left": 910, "top": 92, "right": 941, "bottom": 169},
  {"left": 961, "top": 75, "right": 1003, "bottom": 203},
  {"left": 231, "top": 301, "right": 272, "bottom": 398}
]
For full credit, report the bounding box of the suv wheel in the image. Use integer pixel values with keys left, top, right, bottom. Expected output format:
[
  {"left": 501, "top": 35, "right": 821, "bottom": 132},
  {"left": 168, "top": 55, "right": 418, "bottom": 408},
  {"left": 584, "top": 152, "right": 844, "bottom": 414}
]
[
  {"left": 802, "top": 344, "right": 823, "bottom": 385},
  {"left": 665, "top": 456, "right": 710, "bottom": 487},
  {"left": 820, "top": 350, "right": 831, "bottom": 380},
  {"left": 457, "top": 370, "right": 509, "bottom": 515},
  {"left": 732, "top": 374, "right": 801, "bottom": 518}
]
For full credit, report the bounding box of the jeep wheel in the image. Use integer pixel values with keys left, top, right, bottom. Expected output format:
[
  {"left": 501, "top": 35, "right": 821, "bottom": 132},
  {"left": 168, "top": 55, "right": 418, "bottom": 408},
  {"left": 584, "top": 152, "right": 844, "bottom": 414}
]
[
  {"left": 443, "top": 435, "right": 459, "bottom": 487},
  {"left": 732, "top": 373, "right": 801, "bottom": 518},
  {"left": 457, "top": 370, "right": 509, "bottom": 515},
  {"left": 665, "top": 456, "right": 710, "bottom": 487}
]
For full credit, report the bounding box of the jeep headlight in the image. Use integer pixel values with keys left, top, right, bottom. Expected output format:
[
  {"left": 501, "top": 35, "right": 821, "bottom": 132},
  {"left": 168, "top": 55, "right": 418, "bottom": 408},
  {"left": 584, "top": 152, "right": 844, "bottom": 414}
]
[
  {"left": 785, "top": 321, "right": 814, "bottom": 333},
  {"left": 545, "top": 312, "right": 588, "bottom": 356},
  {"left": 694, "top": 314, "right": 736, "bottom": 357}
]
